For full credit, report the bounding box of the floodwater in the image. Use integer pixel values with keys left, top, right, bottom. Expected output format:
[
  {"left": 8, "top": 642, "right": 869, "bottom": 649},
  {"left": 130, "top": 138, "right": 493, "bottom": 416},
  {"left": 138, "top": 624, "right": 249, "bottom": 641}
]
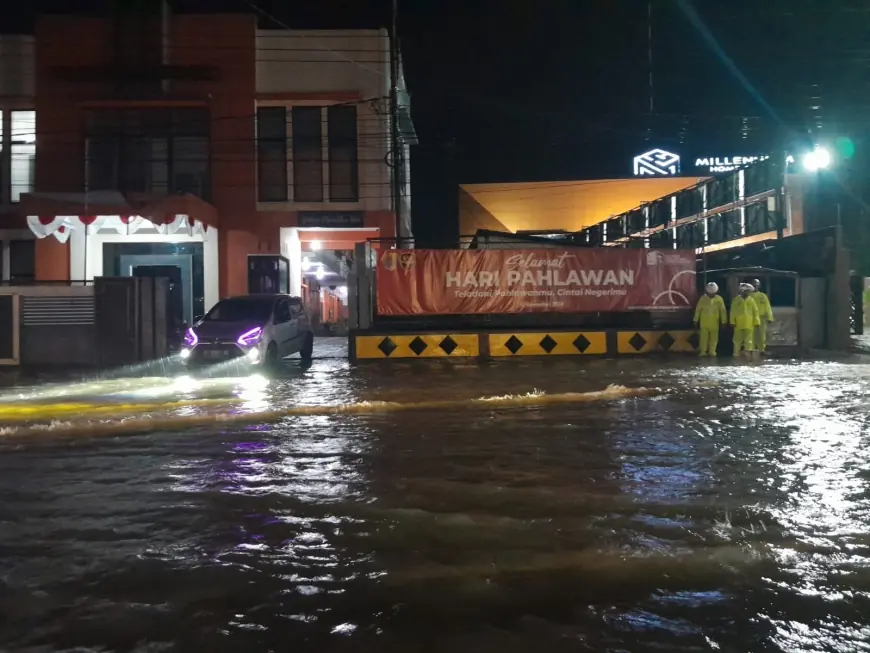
[{"left": 1, "top": 351, "right": 870, "bottom": 652}]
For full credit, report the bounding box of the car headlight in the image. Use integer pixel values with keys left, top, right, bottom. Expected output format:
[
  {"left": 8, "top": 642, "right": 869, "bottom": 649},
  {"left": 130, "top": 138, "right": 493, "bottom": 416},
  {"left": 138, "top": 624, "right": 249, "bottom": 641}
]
[
  {"left": 179, "top": 348, "right": 192, "bottom": 360},
  {"left": 237, "top": 327, "right": 263, "bottom": 347},
  {"left": 184, "top": 327, "right": 198, "bottom": 348}
]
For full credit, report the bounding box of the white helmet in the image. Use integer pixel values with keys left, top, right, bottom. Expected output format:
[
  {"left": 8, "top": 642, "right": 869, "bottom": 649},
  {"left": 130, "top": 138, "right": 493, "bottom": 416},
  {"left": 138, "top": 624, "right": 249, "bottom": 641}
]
[
  {"left": 705, "top": 282, "right": 719, "bottom": 293},
  {"left": 739, "top": 283, "right": 754, "bottom": 292}
]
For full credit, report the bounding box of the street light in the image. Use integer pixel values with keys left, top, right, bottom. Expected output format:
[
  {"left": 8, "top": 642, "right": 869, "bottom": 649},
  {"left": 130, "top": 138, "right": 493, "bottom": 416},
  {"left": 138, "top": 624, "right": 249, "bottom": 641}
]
[{"left": 802, "top": 146, "right": 831, "bottom": 171}]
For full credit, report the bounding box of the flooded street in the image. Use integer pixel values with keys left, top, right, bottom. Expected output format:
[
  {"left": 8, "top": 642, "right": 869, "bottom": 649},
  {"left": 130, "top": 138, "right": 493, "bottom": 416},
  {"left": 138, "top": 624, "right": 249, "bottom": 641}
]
[{"left": 2, "top": 353, "right": 870, "bottom": 652}]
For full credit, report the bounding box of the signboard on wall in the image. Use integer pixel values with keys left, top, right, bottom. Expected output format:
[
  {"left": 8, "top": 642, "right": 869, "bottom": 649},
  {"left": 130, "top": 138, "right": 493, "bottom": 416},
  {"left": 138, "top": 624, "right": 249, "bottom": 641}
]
[
  {"left": 299, "top": 211, "right": 365, "bottom": 228},
  {"left": 376, "top": 249, "right": 697, "bottom": 316}
]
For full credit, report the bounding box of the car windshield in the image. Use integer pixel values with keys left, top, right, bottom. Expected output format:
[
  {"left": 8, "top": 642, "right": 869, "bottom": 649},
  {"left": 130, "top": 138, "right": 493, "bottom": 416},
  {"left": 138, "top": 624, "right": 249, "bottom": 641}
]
[{"left": 202, "top": 297, "right": 275, "bottom": 323}]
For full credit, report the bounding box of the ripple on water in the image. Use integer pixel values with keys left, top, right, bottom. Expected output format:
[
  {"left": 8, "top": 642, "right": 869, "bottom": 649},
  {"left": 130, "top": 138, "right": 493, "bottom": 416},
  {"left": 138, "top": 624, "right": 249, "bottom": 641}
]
[{"left": 1, "top": 358, "right": 870, "bottom": 652}]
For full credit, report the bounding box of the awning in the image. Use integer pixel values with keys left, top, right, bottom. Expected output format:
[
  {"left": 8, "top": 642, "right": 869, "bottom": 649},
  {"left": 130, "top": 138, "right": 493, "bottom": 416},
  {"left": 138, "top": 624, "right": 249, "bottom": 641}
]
[{"left": 21, "top": 191, "right": 219, "bottom": 243}]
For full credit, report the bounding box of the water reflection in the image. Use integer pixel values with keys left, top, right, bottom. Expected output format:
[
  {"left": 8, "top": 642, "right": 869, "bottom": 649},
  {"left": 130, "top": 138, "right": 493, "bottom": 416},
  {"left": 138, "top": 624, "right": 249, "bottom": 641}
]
[{"left": 2, "top": 358, "right": 870, "bottom": 651}]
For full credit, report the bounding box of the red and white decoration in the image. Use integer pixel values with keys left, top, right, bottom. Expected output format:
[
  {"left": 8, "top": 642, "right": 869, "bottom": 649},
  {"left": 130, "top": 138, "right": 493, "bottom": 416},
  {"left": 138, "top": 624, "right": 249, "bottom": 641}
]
[
  {"left": 27, "top": 214, "right": 211, "bottom": 244},
  {"left": 21, "top": 191, "right": 217, "bottom": 243}
]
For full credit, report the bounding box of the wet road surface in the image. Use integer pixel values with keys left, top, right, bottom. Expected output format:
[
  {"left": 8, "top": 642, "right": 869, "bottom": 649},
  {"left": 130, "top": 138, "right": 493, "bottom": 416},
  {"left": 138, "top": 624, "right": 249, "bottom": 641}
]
[{"left": 1, "top": 351, "right": 870, "bottom": 652}]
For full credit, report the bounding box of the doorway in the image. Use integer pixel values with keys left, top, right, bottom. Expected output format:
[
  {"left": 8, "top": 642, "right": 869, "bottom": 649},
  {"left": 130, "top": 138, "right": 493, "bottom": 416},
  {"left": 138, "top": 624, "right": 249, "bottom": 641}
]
[
  {"left": 133, "top": 265, "right": 185, "bottom": 340},
  {"left": 113, "top": 250, "right": 196, "bottom": 324}
]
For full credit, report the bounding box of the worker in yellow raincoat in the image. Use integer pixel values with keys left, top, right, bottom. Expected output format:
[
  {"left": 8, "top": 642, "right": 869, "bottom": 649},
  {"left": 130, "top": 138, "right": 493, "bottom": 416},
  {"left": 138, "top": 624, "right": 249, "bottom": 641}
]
[
  {"left": 750, "top": 278, "right": 774, "bottom": 353},
  {"left": 731, "top": 283, "right": 760, "bottom": 358},
  {"left": 693, "top": 281, "right": 727, "bottom": 357}
]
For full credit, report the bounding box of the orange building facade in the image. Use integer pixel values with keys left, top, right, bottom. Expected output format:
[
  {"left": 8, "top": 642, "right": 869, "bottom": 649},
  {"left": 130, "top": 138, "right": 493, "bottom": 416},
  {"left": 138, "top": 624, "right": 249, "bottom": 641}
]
[{"left": 8, "top": 10, "right": 413, "bottom": 327}]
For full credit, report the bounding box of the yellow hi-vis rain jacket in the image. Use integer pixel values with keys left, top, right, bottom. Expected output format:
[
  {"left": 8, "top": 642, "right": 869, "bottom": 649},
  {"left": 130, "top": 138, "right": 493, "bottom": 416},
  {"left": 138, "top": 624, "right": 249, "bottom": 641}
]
[
  {"left": 753, "top": 291, "right": 774, "bottom": 322},
  {"left": 693, "top": 294, "right": 727, "bottom": 329},
  {"left": 730, "top": 295, "right": 760, "bottom": 330}
]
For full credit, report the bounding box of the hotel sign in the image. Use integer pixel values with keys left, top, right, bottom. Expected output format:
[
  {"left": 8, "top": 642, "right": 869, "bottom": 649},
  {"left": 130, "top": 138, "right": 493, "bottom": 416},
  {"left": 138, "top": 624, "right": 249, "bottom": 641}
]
[{"left": 633, "top": 149, "right": 680, "bottom": 176}]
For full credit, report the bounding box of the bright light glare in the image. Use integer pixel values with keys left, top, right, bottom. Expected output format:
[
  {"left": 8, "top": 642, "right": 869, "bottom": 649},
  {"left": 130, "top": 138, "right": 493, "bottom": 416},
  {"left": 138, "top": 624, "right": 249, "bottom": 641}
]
[
  {"left": 802, "top": 147, "right": 831, "bottom": 171},
  {"left": 179, "top": 348, "right": 192, "bottom": 360},
  {"left": 310, "top": 240, "right": 322, "bottom": 251},
  {"left": 315, "top": 266, "right": 325, "bottom": 280},
  {"left": 246, "top": 348, "right": 260, "bottom": 363},
  {"left": 245, "top": 373, "right": 268, "bottom": 390},
  {"left": 238, "top": 375, "right": 269, "bottom": 410},
  {"left": 173, "top": 375, "right": 198, "bottom": 392},
  {"left": 302, "top": 256, "right": 312, "bottom": 271}
]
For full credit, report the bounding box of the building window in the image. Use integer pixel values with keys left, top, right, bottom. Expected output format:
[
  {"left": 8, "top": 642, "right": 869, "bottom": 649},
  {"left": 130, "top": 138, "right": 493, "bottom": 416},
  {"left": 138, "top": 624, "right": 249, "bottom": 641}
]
[
  {"left": 11, "top": 111, "right": 35, "bottom": 202},
  {"left": 292, "top": 106, "right": 323, "bottom": 202},
  {"left": 327, "top": 105, "right": 358, "bottom": 202},
  {"left": 85, "top": 108, "right": 210, "bottom": 199},
  {"left": 257, "top": 107, "right": 288, "bottom": 202}
]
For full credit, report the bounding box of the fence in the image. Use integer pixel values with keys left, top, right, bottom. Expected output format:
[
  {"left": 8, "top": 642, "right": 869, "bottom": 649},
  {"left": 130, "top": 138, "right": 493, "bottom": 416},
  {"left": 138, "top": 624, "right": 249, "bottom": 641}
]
[
  {"left": 0, "top": 285, "right": 96, "bottom": 366},
  {"left": 0, "top": 277, "right": 171, "bottom": 368}
]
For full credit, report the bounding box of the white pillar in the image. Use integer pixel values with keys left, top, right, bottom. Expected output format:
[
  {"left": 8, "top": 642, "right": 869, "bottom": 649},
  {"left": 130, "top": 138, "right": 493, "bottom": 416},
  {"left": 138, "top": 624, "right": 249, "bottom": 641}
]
[
  {"left": 69, "top": 229, "right": 87, "bottom": 280},
  {"left": 203, "top": 227, "right": 219, "bottom": 311},
  {"left": 281, "top": 227, "right": 302, "bottom": 297}
]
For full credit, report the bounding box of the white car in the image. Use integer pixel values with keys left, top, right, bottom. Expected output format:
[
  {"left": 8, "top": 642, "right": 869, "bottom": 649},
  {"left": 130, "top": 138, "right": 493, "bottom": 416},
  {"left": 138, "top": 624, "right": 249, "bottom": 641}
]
[{"left": 181, "top": 294, "right": 314, "bottom": 367}]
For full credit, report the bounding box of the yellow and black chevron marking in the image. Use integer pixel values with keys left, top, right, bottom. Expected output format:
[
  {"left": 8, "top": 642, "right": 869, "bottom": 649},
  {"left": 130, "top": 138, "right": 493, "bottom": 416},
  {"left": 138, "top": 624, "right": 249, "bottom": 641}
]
[
  {"left": 355, "top": 334, "right": 479, "bottom": 359},
  {"left": 490, "top": 332, "right": 607, "bottom": 357},
  {"left": 617, "top": 330, "right": 699, "bottom": 354}
]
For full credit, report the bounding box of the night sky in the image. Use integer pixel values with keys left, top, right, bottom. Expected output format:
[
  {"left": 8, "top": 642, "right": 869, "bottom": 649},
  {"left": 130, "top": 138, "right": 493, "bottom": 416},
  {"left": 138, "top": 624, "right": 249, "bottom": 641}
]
[{"left": 4, "top": 0, "right": 869, "bottom": 246}]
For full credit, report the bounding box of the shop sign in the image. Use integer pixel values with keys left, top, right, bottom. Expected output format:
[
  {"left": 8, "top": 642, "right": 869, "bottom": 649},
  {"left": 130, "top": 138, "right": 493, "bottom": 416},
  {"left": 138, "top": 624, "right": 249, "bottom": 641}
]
[
  {"left": 299, "top": 211, "right": 365, "bottom": 228},
  {"left": 376, "top": 248, "right": 697, "bottom": 315}
]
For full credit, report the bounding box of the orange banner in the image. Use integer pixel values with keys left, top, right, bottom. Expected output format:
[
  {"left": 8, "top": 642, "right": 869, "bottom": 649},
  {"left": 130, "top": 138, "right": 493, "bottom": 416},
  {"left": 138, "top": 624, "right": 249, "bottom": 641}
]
[{"left": 376, "top": 249, "right": 697, "bottom": 315}]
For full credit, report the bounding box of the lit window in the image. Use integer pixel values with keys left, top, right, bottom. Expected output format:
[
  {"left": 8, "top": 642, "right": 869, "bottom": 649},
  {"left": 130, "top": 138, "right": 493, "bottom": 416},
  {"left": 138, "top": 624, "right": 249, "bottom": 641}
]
[{"left": 11, "top": 110, "right": 35, "bottom": 202}]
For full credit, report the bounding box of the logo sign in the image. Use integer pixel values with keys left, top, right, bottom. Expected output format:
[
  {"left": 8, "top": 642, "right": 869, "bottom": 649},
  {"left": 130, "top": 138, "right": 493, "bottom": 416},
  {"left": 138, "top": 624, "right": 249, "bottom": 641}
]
[
  {"left": 376, "top": 248, "right": 697, "bottom": 316},
  {"left": 380, "top": 251, "right": 416, "bottom": 273},
  {"left": 633, "top": 149, "right": 681, "bottom": 176},
  {"left": 299, "top": 211, "right": 364, "bottom": 228}
]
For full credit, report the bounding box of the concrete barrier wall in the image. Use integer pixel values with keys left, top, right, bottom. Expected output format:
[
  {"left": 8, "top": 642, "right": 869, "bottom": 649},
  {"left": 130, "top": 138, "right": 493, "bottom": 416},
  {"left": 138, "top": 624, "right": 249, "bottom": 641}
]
[{"left": 350, "top": 329, "right": 700, "bottom": 361}]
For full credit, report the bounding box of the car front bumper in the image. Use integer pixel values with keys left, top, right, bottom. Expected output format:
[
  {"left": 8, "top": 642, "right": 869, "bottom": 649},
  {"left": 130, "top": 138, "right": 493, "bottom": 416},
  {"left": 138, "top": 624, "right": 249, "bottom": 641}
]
[{"left": 180, "top": 342, "right": 262, "bottom": 365}]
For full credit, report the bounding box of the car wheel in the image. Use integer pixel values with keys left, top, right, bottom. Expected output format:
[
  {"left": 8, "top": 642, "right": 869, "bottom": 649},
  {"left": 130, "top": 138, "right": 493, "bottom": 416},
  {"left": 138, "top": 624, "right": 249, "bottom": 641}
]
[
  {"left": 265, "top": 341, "right": 279, "bottom": 369},
  {"left": 300, "top": 332, "right": 314, "bottom": 361}
]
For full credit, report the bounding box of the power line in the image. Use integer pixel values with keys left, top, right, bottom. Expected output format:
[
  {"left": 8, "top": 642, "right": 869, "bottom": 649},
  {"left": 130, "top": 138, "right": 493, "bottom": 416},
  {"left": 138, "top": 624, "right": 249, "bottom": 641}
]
[{"left": 236, "top": 0, "right": 386, "bottom": 77}]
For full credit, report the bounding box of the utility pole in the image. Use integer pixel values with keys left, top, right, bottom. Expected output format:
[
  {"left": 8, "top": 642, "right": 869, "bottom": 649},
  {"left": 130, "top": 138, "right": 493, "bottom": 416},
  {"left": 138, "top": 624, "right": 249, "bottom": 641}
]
[{"left": 389, "top": 0, "right": 403, "bottom": 247}]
